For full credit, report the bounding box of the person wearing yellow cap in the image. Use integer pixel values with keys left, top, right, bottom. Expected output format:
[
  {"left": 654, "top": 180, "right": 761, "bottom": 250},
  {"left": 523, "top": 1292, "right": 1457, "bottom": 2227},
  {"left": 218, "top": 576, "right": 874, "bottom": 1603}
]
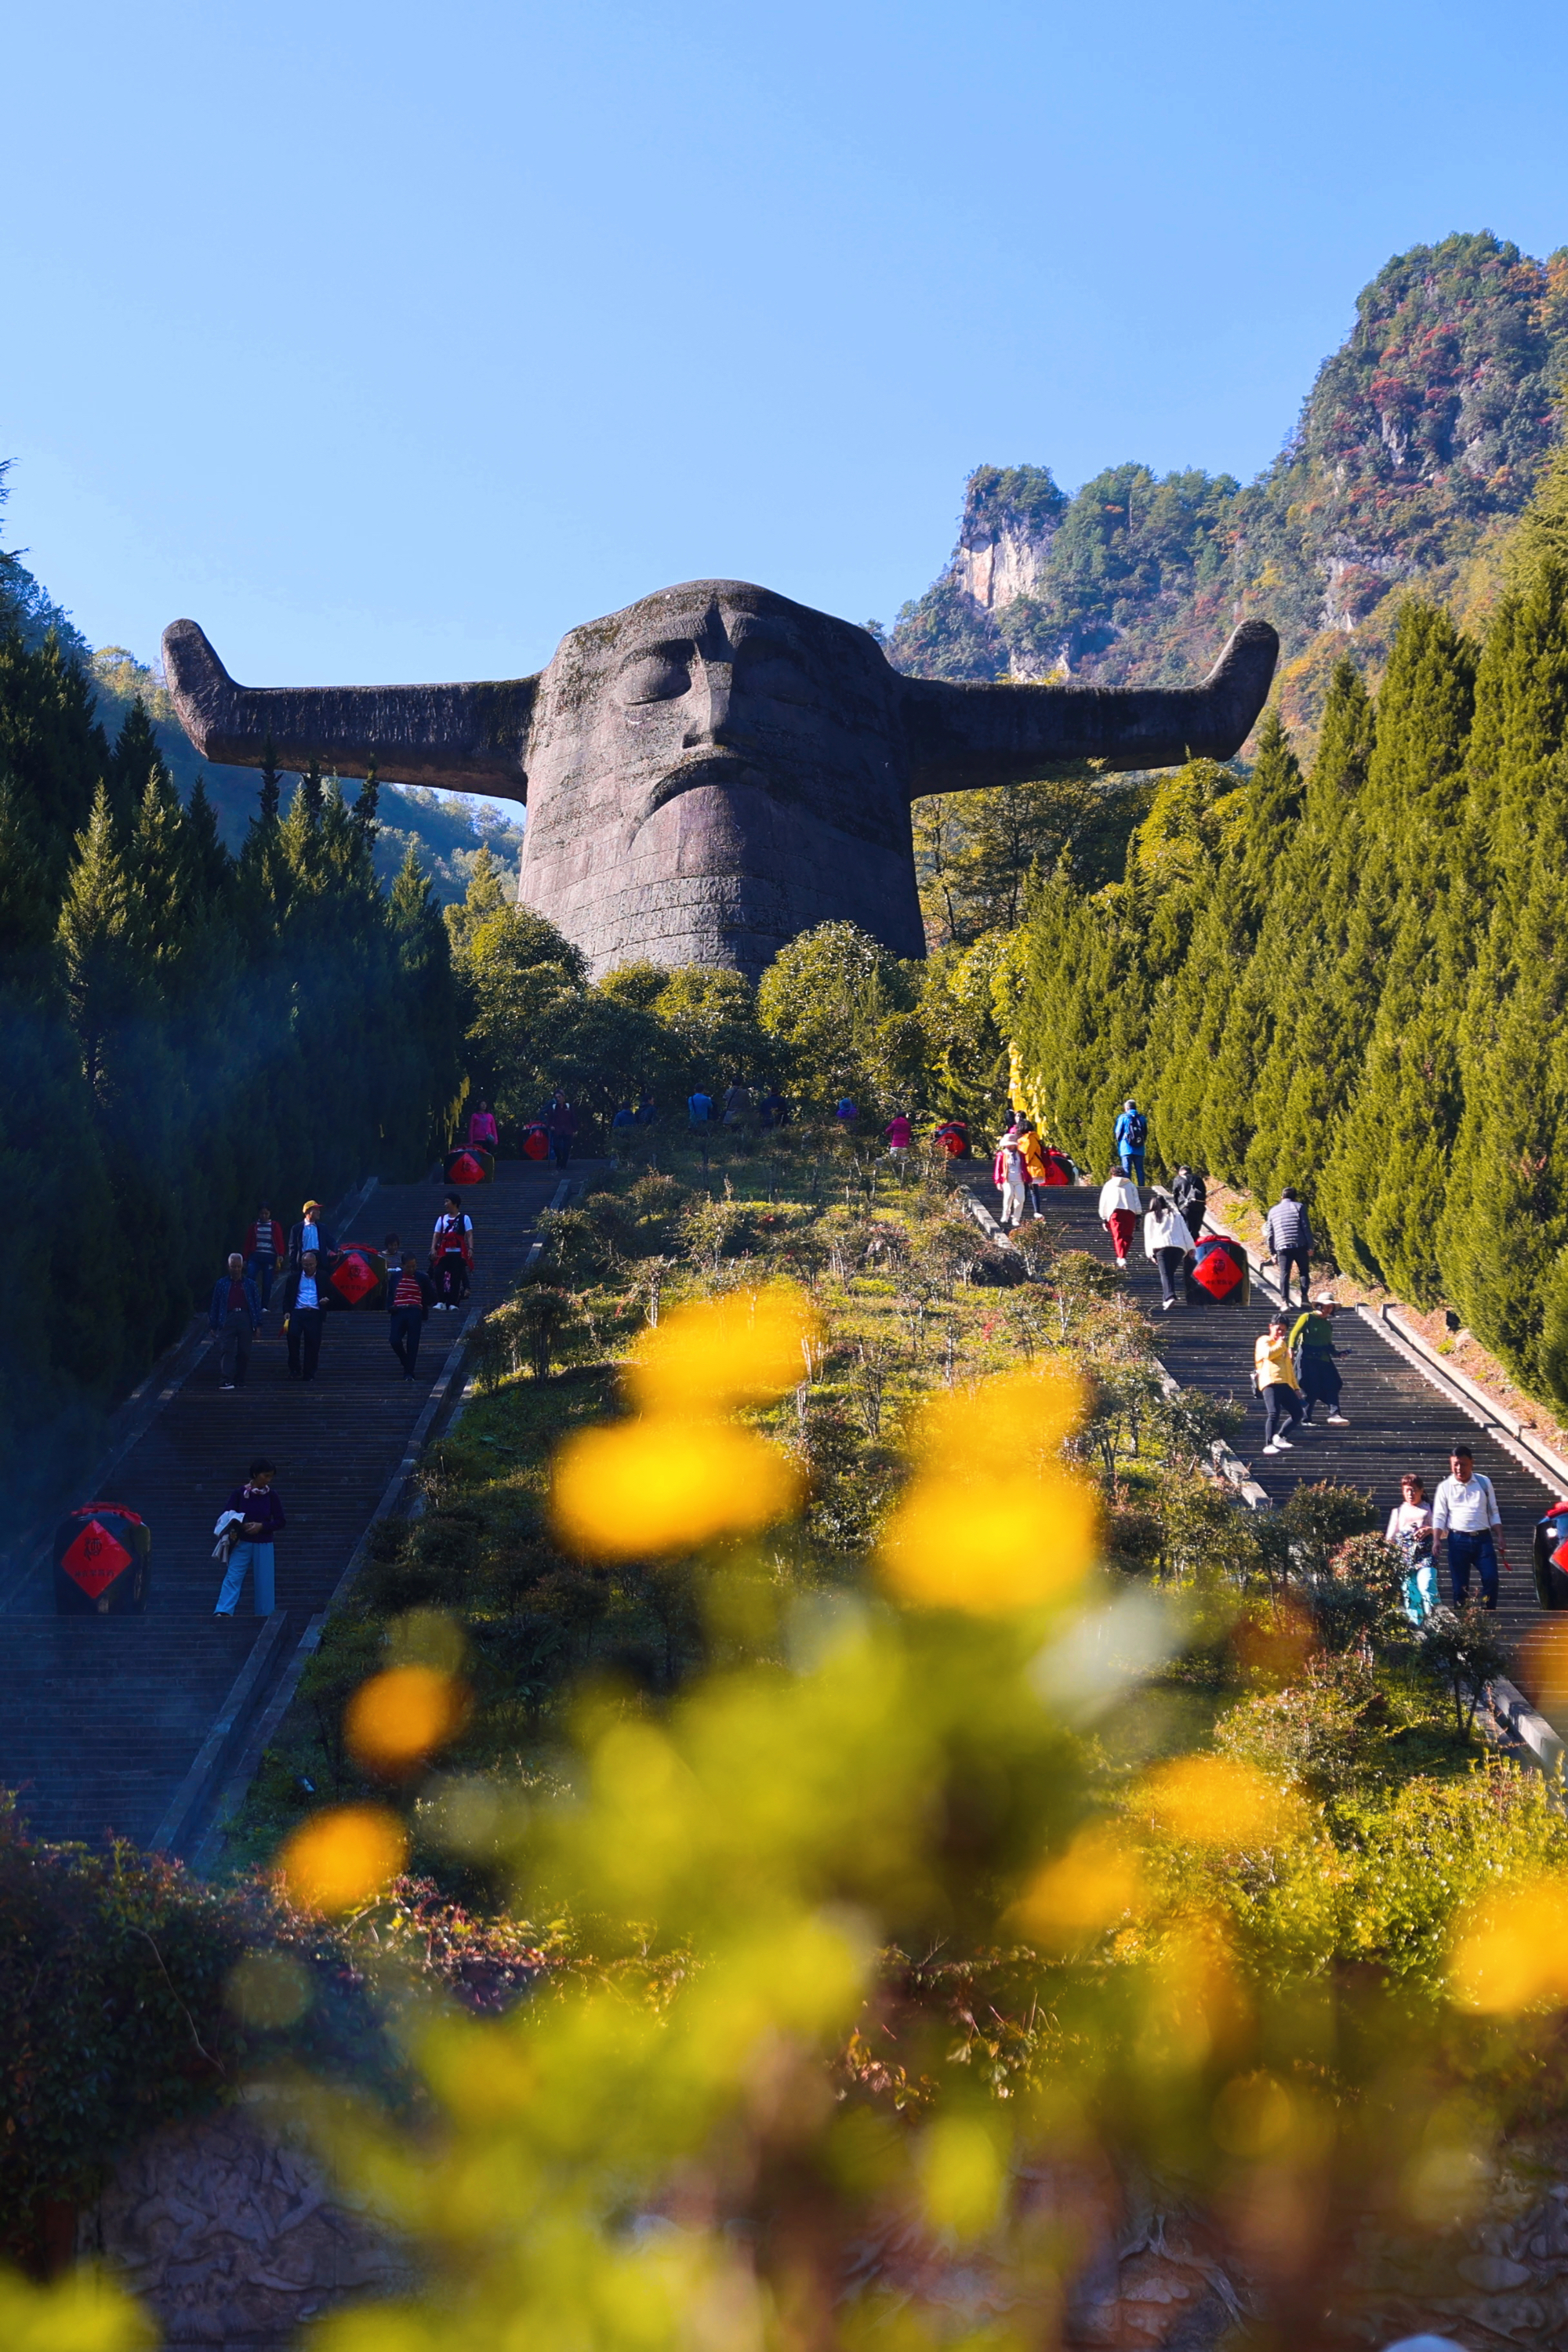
[{"left": 288, "top": 1198, "right": 337, "bottom": 1270}]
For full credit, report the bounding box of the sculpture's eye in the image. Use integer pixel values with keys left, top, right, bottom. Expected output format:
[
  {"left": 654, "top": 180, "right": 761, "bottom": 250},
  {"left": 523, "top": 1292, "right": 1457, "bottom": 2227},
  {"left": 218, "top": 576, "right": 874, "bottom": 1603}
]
[
  {"left": 741, "top": 652, "right": 815, "bottom": 709},
  {"left": 619, "top": 653, "right": 691, "bottom": 705}
]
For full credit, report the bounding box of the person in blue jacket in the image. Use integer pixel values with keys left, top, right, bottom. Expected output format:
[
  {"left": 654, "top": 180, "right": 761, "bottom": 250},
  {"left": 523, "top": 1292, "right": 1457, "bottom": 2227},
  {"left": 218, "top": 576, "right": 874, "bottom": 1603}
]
[
  {"left": 209, "top": 1252, "right": 263, "bottom": 1390},
  {"left": 1113, "top": 1098, "right": 1148, "bottom": 1184}
]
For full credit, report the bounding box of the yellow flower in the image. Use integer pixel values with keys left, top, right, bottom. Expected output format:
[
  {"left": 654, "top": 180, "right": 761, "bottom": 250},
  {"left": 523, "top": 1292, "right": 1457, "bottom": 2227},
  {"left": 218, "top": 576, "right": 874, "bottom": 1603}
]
[
  {"left": 625, "top": 1285, "right": 820, "bottom": 1414},
  {"left": 552, "top": 1417, "right": 803, "bottom": 1559},
  {"left": 1014, "top": 1826, "right": 1142, "bottom": 1947},
  {"left": 278, "top": 1805, "right": 408, "bottom": 1913},
  {"left": 909, "top": 1365, "right": 1085, "bottom": 1479},
  {"left": 1142, "top": 1756, "right": 1299, "bottom": 1849},
  {"left": 880, "top": 1467, "right": 1098, "bottom": 1613},
  {"left": 345, "top": 1664, "right": 468, "bottom": 1774},
  {"left": 1450, "top": 1877, "right": 1568, "bottom": 2013}
]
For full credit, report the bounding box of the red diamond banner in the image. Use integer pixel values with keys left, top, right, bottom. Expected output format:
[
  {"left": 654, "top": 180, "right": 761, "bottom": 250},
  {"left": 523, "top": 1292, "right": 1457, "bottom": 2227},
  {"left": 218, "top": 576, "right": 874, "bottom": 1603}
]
[
  {"left": 1191, "top": 1243, "right": 1244, "bottom": 1301},
  {"left": 1552, "top": 1535, "right": 1568, "bottom": 1575},
  {"left": 449, "top": 1152, "right": 485, "bottom": 1185},
  {"left": 332, "top": 1252, "right": 379, "bottom": 1305},
  {"left": 60, "top": 1519, "right": 132, "bottom": 1600}
]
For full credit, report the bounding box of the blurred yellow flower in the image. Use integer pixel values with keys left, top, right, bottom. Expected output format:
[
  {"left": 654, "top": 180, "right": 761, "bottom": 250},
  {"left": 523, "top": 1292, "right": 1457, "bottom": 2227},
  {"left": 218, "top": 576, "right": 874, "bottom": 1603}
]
[
  {"left": 917, "top": 2112, "right": 1007, "bottom": 2240},
  {"left": 626, "top": 1284, "right": 821, "bottom": 1414},
  {"left": 879, "top": 1467, "right": 1098, "bottom": 1613},
  {"left": 278, "top": 1805, "right": 409, "bottom": 1914},
  {"left": 1014, "top": 1825, "right": 1142, "bottom": 1947},
  {"left": 1142, "top": 1755, "right": 1298, "bottom": 1849},
  {"left": 0, "top": 2264, "right": 154, "bottom": 2350},
  {"left": 1450, "top": 1876, "right": 1568, "bottom": 2013},
  {"left": 911, "top": 1364, "right": 1085, "bottom": 1479},
  {"left": 552, "top": 1416, "right": 803, "bottom": 1559},
  {"left": 345, "top": 1664, "right": 468, "bottom": 1774}
]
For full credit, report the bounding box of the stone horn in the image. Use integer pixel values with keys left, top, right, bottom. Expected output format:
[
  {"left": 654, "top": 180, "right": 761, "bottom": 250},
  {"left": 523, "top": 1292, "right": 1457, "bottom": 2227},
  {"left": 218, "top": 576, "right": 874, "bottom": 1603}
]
[
  {"left": 898, "top": 619, "right": 1279, "bottom": 793},
  {"left": 160, "top": 619, "right": 539, "bottom": 800}
]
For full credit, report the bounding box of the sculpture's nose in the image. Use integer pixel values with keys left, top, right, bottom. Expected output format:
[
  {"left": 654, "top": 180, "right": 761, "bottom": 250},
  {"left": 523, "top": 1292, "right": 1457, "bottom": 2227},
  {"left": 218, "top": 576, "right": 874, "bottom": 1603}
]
[{"left": 683, "top": 657, "right": 735, "bottom": 750}]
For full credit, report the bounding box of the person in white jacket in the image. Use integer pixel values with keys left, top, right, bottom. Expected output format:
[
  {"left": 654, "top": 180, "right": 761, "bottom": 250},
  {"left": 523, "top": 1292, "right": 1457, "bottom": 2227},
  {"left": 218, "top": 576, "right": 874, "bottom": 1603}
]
[
  {"left": 1098, "top": 1171, "right": 1142, "bottom": 1266},
  {"left": 1143, "top": 1190, "right": 1196, "bottom": 1311}
]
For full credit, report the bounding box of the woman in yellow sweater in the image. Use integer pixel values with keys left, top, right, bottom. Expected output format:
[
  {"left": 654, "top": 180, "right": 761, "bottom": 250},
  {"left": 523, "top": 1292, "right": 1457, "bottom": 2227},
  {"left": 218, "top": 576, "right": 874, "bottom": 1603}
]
[{"left": 1254, "top": 1317, "right": 1304, "bottom": 1457}]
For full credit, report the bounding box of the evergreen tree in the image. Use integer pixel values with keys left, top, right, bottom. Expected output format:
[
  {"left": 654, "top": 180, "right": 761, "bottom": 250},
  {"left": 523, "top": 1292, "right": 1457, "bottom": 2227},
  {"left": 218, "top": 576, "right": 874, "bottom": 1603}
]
[
  {"left": 56, "top": 783, "right": 144, "bottom": 1103},
  {"left": 1316, "top": 604, "right": 1476, "bottom": 1294},
  {"left": 256, "top": 734, "right": 283, "bottom": 826},
  {"left": 389, "top": 843, "right": 462, "bottom": 1171},
  {"left": 107, "top": 696, "right": 169, "bottom": 833},
  {"left": 354, "top": 757, "right": 379, "bottom": 842}
]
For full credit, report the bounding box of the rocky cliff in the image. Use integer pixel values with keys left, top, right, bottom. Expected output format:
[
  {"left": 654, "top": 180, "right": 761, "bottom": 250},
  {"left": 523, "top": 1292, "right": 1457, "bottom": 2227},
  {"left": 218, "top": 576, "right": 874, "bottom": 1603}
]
[{"left": 889, "top": 230, "right": 1568, "bottom": 738}]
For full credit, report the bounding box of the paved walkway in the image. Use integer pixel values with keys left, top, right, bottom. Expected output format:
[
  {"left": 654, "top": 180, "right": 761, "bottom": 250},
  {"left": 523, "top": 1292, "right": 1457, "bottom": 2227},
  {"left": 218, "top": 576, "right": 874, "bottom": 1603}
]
[
  {"left": 1016, "top": 1184, "right": 1559, "bottom": 1677},
  {"left": 0, "top": 1160, "right": 563, "bottom": 1849}
]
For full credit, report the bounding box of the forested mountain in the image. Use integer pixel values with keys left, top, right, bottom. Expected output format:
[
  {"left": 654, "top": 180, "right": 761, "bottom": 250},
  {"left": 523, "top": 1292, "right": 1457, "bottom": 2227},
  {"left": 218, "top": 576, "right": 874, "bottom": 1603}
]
[
  {"left": 890, "top": 233, "right": 1568, "bottom": 742},
  {"left": 1007, "top": 447, "right": 1568, "bottom": 1406}
]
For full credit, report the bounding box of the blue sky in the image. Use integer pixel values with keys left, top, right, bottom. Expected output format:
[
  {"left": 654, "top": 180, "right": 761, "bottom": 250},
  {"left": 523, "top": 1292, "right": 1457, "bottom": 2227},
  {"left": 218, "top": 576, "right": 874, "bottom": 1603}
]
[{"left": 5, "top": 0, "right": 1566, "bottom": 688}]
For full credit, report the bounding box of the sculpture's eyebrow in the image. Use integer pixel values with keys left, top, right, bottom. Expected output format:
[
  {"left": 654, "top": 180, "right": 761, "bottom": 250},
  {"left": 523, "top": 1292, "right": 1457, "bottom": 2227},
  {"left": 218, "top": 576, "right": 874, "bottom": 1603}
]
[{"left": 615, "top": 634, "right": 695, "bottom": 666}]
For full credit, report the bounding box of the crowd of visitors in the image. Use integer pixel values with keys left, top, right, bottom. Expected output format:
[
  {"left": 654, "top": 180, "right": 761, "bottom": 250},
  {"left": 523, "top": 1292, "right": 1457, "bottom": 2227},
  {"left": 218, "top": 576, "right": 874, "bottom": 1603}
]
[{"left": 978, "top": 1091, "right": 1530, "bottom": 1635}]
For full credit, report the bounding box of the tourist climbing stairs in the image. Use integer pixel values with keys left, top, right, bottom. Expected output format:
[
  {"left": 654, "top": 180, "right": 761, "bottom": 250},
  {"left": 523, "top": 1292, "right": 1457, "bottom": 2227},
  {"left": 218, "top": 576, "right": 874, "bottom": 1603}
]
[
  {"left": 0, "top": 1160, "right": 564, "bottom": 1854},
  {"left": 1011, "top": 1184, "right": 1563, "bottom": 1688}
]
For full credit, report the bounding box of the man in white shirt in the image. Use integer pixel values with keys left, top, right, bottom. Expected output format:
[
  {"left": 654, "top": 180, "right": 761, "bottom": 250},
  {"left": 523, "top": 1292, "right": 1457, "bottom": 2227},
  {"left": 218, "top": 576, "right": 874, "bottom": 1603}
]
[
  {"left": 281, "top": 1250, "right": 328, "bottom": 1382},
  {"left": 1432, "top": 1443, "right": 1504, "bottom": 1610}
]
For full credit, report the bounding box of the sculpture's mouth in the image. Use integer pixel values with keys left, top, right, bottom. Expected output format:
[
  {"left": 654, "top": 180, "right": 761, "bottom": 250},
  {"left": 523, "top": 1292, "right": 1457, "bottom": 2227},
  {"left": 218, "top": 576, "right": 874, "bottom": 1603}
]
[{"left": 638, "top": 750, "right": 760, "bottom": 827}]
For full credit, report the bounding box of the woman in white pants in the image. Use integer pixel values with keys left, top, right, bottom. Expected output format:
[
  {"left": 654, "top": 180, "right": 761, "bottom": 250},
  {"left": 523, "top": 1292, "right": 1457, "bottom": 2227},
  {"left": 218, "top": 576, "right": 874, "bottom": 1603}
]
[{"left": 993, "top": 1127, "right": 1029, "bottom": 1229}]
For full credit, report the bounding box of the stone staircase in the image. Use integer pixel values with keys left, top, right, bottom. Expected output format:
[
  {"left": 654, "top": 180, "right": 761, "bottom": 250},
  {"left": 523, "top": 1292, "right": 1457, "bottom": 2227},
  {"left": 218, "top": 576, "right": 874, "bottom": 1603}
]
[
  {"left": 0, "top": 1158, "right": 566, "bottom": 1853},
  {"left": 1024, "top": 1185, "right": 1560, "bottom": 1673}
]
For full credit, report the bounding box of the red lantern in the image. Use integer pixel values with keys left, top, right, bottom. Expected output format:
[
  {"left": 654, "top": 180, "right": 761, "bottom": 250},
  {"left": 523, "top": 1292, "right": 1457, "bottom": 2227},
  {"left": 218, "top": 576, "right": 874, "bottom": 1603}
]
[
  {"left": 1184, "top": 1236, "right": 1250, "bottom": 1306},
  {"left": 444, "top": 1147, "right": 494, "bottom": 1185},
  {"left": 53, "top": 1504, "right": 150, "bottom": 1615},
  {"left": 328, "top": 1247, "right": 387, "bottom": 1308}
]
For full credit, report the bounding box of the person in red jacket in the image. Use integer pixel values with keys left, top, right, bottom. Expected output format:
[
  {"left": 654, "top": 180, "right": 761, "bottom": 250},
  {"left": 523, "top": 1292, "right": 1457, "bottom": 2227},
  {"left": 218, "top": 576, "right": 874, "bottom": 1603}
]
[{"left": 243, "top": 1203, "right": 286, "bottom": 1308}]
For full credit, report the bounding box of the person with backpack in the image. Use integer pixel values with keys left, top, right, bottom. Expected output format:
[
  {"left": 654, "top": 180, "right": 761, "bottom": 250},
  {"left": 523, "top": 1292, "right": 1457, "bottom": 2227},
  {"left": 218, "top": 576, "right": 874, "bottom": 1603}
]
[
  {"left": 466, "top": 1098, "right": 499, "bottom": 1151},
  {"left": 1143, "top": 1188, "right": 1195, "bottom": 1310},
  {"left": 387, "top": 1252, "right": 437, "bottom": 1379},
  {"left": 1253, "top": 1317, "right": 1304, "bottom": 1456},
  {"left": 1098, "top": 1169, "right": 1142, "bottom": 1267},
  {"left": 1291, "top": 1297, "right": 1349, "bottom": 1427},
  {"left": 1114, "top": 1100, "right": 1148, "bottom": 1183},
  {"left": 1262, "top": 1188, "right": 1313, "bottom": 1308},
  {"left": 430, "top": 1194, "right": 474, "bottom": 1308},
  {"left": 1171, "top": 1166, "right": 1207, "bottom": 1237}
]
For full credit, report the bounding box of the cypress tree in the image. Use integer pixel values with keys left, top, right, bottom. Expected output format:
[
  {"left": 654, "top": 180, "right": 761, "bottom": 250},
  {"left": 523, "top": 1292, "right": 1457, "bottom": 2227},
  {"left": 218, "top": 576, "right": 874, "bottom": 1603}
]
[
  {"left": 354, "top": 757, "right": 380, "bottom": 842},
  {"left": 107, "top": 695, "right": 169, "bottom": 833},
  {"left": 56, "top": 783, "right": 143, "bottom": 1103},
  {"left": 1316, "top": 604, "right": 1475, "bottom": 1294},
  {"left": 256, "top": 734, "right": 283, "bottom": 826},
  {"left": 1243, "top": 659, "right": 1376, "bottom": 1207}
]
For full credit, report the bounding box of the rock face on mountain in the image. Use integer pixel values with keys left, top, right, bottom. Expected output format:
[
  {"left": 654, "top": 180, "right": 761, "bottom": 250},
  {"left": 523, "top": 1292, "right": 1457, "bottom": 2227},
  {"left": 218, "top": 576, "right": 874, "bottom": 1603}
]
[{"left": 889, "top": 231, "right": 1568, "bottom": 733}]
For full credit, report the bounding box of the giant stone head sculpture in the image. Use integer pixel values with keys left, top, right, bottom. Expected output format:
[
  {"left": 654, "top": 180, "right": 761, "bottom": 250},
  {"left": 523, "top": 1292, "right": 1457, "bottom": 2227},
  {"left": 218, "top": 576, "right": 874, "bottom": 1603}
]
[{"left": 164, "top": 579, "right": 1276, "bottom": 976}]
